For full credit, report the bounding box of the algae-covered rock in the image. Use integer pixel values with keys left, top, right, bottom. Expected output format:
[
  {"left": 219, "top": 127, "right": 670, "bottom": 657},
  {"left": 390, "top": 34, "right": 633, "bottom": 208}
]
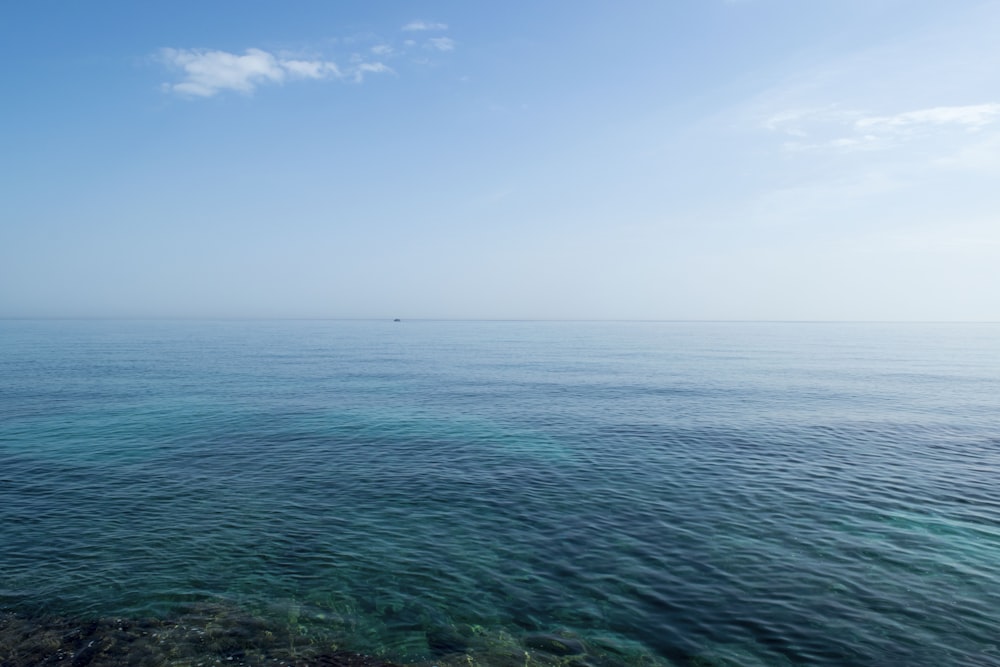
[
  {"left": 426, "top": 624, "right": 470, "bottom": 656},
  {"left": 523, "top": 632, "right": 586, "bottom": 656}
]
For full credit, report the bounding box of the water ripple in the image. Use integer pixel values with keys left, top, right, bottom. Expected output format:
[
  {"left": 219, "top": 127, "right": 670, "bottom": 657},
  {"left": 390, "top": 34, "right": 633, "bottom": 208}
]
[{"left": 2, "top": 321, "right": 1000, "bottom": 666}]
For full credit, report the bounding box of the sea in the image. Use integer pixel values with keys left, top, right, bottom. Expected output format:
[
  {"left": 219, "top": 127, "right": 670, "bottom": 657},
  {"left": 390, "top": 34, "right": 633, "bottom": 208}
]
[{"left": 1, "top": 320, "right": 998, "bottom": 667}]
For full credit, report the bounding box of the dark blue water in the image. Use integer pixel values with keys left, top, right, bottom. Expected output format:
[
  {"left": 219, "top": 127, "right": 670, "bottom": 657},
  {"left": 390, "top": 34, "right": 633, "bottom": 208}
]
[{"left": 2, "top": 320, "right": 999, "bottom": 666}]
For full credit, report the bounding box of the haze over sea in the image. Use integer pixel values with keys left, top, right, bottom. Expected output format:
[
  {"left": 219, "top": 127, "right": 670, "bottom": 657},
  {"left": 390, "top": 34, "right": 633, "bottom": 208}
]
[{"left": 1, "top": 319, "right": 998, "bottom": 666}]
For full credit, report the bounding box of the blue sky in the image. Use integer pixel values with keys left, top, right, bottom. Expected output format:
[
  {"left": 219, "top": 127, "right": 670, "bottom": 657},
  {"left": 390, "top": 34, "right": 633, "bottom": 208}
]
[{"left": 2, "top": 0, "right": 998, "bottom": 320}]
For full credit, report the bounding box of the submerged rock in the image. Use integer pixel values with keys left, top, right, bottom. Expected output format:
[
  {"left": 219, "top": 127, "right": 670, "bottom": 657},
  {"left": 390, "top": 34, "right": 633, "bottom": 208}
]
[
  {"left": 0, "top": 608, "right": 669, "bottom": 667},
  {"left": 0, "top": 611, "right": 403, "bottom": 667},
  {"left": 523, "top": 632, "right": 586, "bottom": 656},
  {"left": 426, "top": 625, "right": 469, "bottom": 656}
]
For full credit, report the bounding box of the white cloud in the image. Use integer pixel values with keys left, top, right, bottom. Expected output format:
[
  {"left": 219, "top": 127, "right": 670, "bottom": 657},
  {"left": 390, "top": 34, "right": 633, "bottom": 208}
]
[
  {"left": 427, "top": 37, "right": 455, "bottom": 52},
  {"left": 764, "top": 106, "right": 860, "bottom": 139},
  {"left": 160, "top": 48, "right": 286, "bottom": 96},
  {"left": 159, "top": 47, "right": 392, "bottom": 97},
  {"left": 281, "top": 59, "right": 340, "bottom": 80},
  {"left": 856, "top": 103, "right": 1000, "bottom": 130},
  {"left": 353, "top": 62, "right": 393, "bottom": 83},
  {"left": 402, "top": 20, "right": 448, "bottom": 32},
  {"left": 764, "top": 103, "right": 1000, "bottom": 153}
]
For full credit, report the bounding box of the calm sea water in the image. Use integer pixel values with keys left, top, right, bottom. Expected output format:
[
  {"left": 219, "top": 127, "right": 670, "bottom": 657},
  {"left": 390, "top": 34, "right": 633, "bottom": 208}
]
[{"left": 1, "top": 320, "right": 999, "bottom": 666}]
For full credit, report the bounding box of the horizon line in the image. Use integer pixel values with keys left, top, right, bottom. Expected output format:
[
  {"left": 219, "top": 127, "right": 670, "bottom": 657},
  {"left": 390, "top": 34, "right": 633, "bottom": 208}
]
[{"left": 2, "top": 317, "right": 999, "bottom": 324}]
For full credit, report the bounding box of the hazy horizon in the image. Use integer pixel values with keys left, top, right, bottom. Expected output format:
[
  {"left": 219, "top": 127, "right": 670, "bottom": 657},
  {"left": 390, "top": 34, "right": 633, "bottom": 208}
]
[
  {"left": 3, "top": 1, "right": 999, "bottom": 321},
  {"left": 3, "top": 317, "right": 999, "bottom": 324}
]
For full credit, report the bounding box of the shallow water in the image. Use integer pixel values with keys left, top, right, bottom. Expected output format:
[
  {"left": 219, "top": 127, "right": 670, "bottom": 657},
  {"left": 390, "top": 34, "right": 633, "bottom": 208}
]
[{"left": 1, "top": 320, "right": 999, "bottom": 666}]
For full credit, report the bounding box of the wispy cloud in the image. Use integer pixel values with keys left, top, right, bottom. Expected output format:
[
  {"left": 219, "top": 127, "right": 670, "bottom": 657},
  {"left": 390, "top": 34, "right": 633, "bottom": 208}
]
[
  {"left": 427, "top": 37, "right": 455, "bottom": 52},
  {"left": 280, "top": 58, "right": 341, "bottom": 80},
  {"left": 856, "top": 103, "right": 1000, "bottom": 130},
  {"left": 158, "top": 19, "right": 458, "bottom": 98},
  {"left": 158, "top": 47, "right": 389, "bottom": 97},
  {"left": 402, "top": 20, "right": 448, "bottom": 32},
  {"left": 764, "top": 103, "right": 1000, "bottom": 153},
  {"left": 353, "top": 62, "right": 391, "bottom": 83}
]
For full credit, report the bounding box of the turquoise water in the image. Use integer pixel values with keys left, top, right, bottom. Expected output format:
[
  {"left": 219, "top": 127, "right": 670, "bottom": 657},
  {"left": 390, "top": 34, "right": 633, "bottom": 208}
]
[{"left": 1, "top": 320, "right": 999, "bottom": 666}]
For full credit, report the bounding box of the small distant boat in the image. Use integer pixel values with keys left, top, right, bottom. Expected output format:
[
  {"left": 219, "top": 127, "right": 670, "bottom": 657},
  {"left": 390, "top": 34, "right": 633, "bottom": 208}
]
[{"left": 393, "top": 318, "right": 401, "bottom": 322}]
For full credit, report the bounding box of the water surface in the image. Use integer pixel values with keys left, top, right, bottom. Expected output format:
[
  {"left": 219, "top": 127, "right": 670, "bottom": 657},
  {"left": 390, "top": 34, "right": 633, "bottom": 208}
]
[{"left": 1, "top": 320, "right": 999, "bottom": 666}]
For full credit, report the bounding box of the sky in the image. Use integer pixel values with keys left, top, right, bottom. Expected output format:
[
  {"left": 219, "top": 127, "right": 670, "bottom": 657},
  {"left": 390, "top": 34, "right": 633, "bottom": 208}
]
[{"left": 2, "top": 0, "right": 999, "bottom": 320}]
